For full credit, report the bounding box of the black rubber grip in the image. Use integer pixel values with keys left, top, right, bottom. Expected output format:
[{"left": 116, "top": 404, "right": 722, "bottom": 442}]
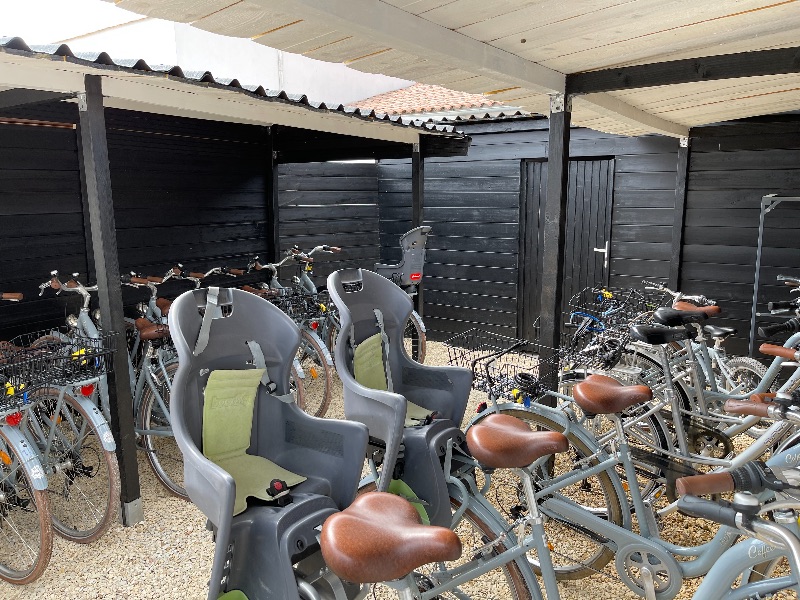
[
  {"left": 759, "top": 318, "right": 800, "bottom": 339},
  {"left": 769, "top": 301, "right": 796, "bottom": 311},
  {"left": 677, "top": 495, "right": 738, "bottom": 528}
]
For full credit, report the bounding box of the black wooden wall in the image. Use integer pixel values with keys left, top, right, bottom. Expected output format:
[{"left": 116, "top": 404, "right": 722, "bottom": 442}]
[
  {"left": 378, "top": 118, "right": 681, "bottom": 341},
  {"left": 277, "top": 161, "right": 380, "bottom": 286},
  {"left": 0, "top": 120, "right": 87, "bottom": 334},
  {"left": 683, "top": 116, "right": 800, "bottom": 356}
]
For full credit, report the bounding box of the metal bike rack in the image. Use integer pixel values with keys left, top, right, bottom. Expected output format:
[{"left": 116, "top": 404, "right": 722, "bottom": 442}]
[{"left": 748, "top": 195, "right": 800, "bottom": 356}]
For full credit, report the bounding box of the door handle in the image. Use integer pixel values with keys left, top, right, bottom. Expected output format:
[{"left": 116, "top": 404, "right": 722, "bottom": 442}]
[{"left": 593, "top": 241, "right": 609, "bottom": 270}]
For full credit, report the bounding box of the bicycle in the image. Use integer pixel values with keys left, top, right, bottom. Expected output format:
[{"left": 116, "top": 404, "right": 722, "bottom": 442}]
[
  {"left": 0, "top": 292, "right": 53, "bottom": 584},
  {"left": 674, "top": 404, "right": 800, "bottom": 598},
  {"left": 446, "top": 322, "right": 800, "bottom": 598},
  {"left": 31, "top": 272, "right": 124, "bottom": 542}
]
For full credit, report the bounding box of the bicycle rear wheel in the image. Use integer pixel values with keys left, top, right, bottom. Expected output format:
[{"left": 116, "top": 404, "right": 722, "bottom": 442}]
[
  {"left": 0, "top": 429, "right": 53, "bottom": 584},
  {"left": 403, "top": 312, "right": 427, "bottom": 363},
  {"left": 30, "top": 387, "right": 120, "bottom": 543},
  {"left": 138, "top": 362, "right": 187, "bottom": 499},
  {"left": 295, "top": 329, "right": 332, "bottom": 418}
]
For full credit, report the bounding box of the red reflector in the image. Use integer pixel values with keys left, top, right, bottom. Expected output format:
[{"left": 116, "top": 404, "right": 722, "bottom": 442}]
[
  {"left": 410, "top": 273, "right": 422, "bottom": 282},
  {"left": 310, "top": 321, "right": 319, "bottom": 330},
  {"left": 80, "top": 384, "right": 95, "bottom": 397},
  {"left": 5, "top": 412, "right": 22, "bottom": 426},
  {"left": 274, "top": 481, "right": 283, "bottom": 490}
]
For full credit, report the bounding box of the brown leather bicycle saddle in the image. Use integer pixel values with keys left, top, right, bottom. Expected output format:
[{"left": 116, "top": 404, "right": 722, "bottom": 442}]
[
  {"left": 467, "top": 413, "right": 568, "bottom": 468},
  {"left": 134, "top": 318, "right": 170, "bottom": 341},
  {"left": 320, "top": 492, "right": 462, "bottom": 584},
  {"left": 672, "top": 301, "right": 722, "bottom": 317},
  {"left": 573, "top": 374, "right": 652, "bottom": 416},
  {"left": 155, "top": 297, "right": 172, "bottom": 317}
]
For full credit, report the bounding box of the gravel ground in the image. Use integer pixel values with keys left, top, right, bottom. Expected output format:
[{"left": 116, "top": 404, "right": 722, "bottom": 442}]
[{"left": 3, "top": 341, "right": 793, "bottom": 599}]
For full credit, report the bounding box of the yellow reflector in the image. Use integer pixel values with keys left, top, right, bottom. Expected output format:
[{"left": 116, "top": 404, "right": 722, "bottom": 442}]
[
  {"left": 309, "top": 367, "right": 319, "bottom": 379},
  {"left": 622, "top": 481, "right": 630, "bottom": 491},
  {"left": 0, "top": 451, "right": 10, "bottom": 465},
  {"left": 547, "top": 542, "right": 554, "bottom": 551}
]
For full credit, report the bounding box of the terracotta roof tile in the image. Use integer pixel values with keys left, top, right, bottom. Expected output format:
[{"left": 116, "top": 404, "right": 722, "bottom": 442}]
[{"left": 353, "top": 82, "right": 502, "bottom": 115}]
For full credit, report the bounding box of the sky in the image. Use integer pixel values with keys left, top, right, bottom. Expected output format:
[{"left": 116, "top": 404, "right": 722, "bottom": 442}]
[{"left": 0, "top": 0, "right": 142, "bottom": 43}]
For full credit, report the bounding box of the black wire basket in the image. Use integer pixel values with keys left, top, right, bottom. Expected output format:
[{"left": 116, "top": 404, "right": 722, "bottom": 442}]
[
  {"left": 445, "top": 328, "right": 564, "bottom": 398},
  {"left": 0, "top": 341, "right": 48, "bottom": 414},
  {"left": 4, "top": 329, "right": 118, "bottom": 386}
]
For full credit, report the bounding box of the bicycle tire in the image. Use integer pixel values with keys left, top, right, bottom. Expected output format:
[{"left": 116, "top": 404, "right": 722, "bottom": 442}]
[
  {"left": 476, "top": 407, "right": 625, "bottom": 581},
  {"left": 295, "top": 329, "right": 332, "bottom": 418},
  {"left": 29, "top": 387, "right": 120, "bottom": 543},
  {"left": 138, "top": 362, "right": 188, "bottom": 499},
  {"left": 358, "top": 482, "right": 533, "bottom": 599},
  {"left": 0, "top": 429, "right": 53, "bottom": 584},
  {"left": 403, "top": 312, "right": 427, "bottom": 364}
]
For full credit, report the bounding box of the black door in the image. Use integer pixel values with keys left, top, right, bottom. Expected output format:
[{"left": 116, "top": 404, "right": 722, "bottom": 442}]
[{"left": 519, "top": 158, "right": 615, "bottom": 341}]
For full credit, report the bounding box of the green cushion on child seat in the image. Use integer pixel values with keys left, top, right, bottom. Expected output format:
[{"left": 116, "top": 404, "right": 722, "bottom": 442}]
[
  {"left": 353, "top": 332, "right": 388, "bottom": 391},
  {"left": 203, "top": 369, "right": 305, "bottom": 516},
  {"left": 218, "top": 591, "right": 248, "bottom": 600},
  {"left": 354, "top": 333, "right": 434, "bottom": 427},
  {"left": 388, "top": 478, "right": 430, "bottom": 525}
]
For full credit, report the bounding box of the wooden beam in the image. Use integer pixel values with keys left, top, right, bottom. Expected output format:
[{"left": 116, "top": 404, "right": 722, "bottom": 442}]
[
  {"left": 77, "top": 74, "right": 143, "bottom": 526},
  {"left": 574, "top": 94, "right": 689, "bottom": 138},
  {"left": 251, "top": 0, "right": 565, "bottom": 94},
  {"left": 567, "top": 46, "right": 800, "bottom": 95},
  {"left": 538, "top": 94, "right": 571, "bottom": 394},
  {"left": 669, "top": 137, "right": 690, "bottom": 290}
]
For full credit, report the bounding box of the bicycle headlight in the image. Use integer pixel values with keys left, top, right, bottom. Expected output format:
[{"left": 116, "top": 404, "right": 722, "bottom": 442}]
[
  {"left": 67, "top": 314, "right": 79, "bottom": 328},
  {"left": 92, "top": 308, "right": 102, "bottom": 325}
]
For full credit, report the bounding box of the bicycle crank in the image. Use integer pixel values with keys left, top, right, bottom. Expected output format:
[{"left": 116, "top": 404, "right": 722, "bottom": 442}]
[{"left": 615, "top": 542, "right": 682, "bottom": 600}]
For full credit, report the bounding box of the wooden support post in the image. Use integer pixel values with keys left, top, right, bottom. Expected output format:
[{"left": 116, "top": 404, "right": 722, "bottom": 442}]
[
  {"left": 669, "top": 137, "right": 690, "bottom": 290},
  {"left": 266, "top": 126, "right": 280, "bottom": 262},
  {"left": 411, "top": 143, "right": 424, "bottom": 317},
  {"left": 539, "top": 94, "right": 571, "bottom": 393},
  {"left": 77, "top": 74, "right": 143, "bottom": 525}
]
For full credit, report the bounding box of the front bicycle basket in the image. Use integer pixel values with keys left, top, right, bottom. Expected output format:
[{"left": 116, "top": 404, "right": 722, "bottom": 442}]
[{"left": 41, "top": 329, "right": 119, "bottom": 385}]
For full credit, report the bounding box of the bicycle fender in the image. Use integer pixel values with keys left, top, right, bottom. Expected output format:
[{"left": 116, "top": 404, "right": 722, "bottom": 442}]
[
  {"left": 304, "top": 329, "right": 333, "bottom": 366},
  {"left": 71, "top": 395, "right": 117, "bottom": 451},
  {"left": 411, "top": 310, "right": 426, "bottom": 333},
  {"left": 0, "top": 424, "right": 49, "bottom": 491}
]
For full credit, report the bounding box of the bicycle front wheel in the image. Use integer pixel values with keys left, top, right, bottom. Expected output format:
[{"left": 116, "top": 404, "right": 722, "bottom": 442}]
[
  {"left": 295, "top": 329, "right": 332, "bottom": 418},
  {"left": 0, "top": 429, "right": 53, "bottom": 583},
  {"left": 477, "top": 407, "right": 625, "bottom": 581},
  {"left": 138, "top": 362, "right": 187, "bottom": 499},
  {"left": 30, "top": 387, "right": 120, "bottom": 543}
]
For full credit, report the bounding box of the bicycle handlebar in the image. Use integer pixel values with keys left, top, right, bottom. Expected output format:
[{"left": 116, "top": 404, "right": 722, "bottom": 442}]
[
  {"left": 677, "top": 495, "right": 739, "bottom": 528},
  {"left": 759, "top": 318, "right": 800, "bottom": 339}
]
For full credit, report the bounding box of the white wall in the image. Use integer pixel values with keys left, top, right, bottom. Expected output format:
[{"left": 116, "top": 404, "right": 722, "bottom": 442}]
[{"left": 0, "top": 0, "right": 409, "bottom": 106}]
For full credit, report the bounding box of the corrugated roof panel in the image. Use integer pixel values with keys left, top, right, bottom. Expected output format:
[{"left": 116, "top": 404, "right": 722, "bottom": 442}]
[{"left": 0, "top": 36, "right": 465, "bottom": 140}]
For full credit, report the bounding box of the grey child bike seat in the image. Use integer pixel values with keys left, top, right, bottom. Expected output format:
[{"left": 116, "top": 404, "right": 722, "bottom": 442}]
[
  {"left": 374, "top": 225, "right": 431, "bottom": 289},
  {"left": 169, "top": 287, "right": 368, "bottom": 600},
  {"left": 326, "top": 268, "right": 472, "bottom": 496}
]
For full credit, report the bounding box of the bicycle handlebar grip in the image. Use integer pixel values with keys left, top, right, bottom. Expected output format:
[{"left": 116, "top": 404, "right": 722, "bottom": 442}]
[
  {"left": 146, "top": 276, "right": 164, "bottom": 283},
  {"left": 768, "top": 301, "right": 796, "bottom": 311},
  {"left": 65, "top": 280, "right": 79, "bottom": 289},
  {"left": 228, "top": 268, "right": 245, "bottom": 276},
  {"left": 759, "top": 318, "right": 800, "bottom": 339},
  {"left": 130, "top": 277, "right": 150, "bottom": 285},
  {"left": 326, "top": 246, "right": 342, "bottom": 253},
  {"left": 723, "top": 399, "right": 771, "bottom": 418},
  {"left": 676, "top": 472, "right": 735, "bottom": 497},
  {"left": 677, "top": 495, "right": 739, "bottom": 528},
  {"left": 759, "top": 343, "right": 799, "bottom": 360},
  {"left": 189, "top": 272, "right": 205, "bottom": 279},
  {"left": 785, "top": 280, "right": 800, "bottom": 287},
  {"left": 1, "top": 292, "right": 23, "bottom": 301}
]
